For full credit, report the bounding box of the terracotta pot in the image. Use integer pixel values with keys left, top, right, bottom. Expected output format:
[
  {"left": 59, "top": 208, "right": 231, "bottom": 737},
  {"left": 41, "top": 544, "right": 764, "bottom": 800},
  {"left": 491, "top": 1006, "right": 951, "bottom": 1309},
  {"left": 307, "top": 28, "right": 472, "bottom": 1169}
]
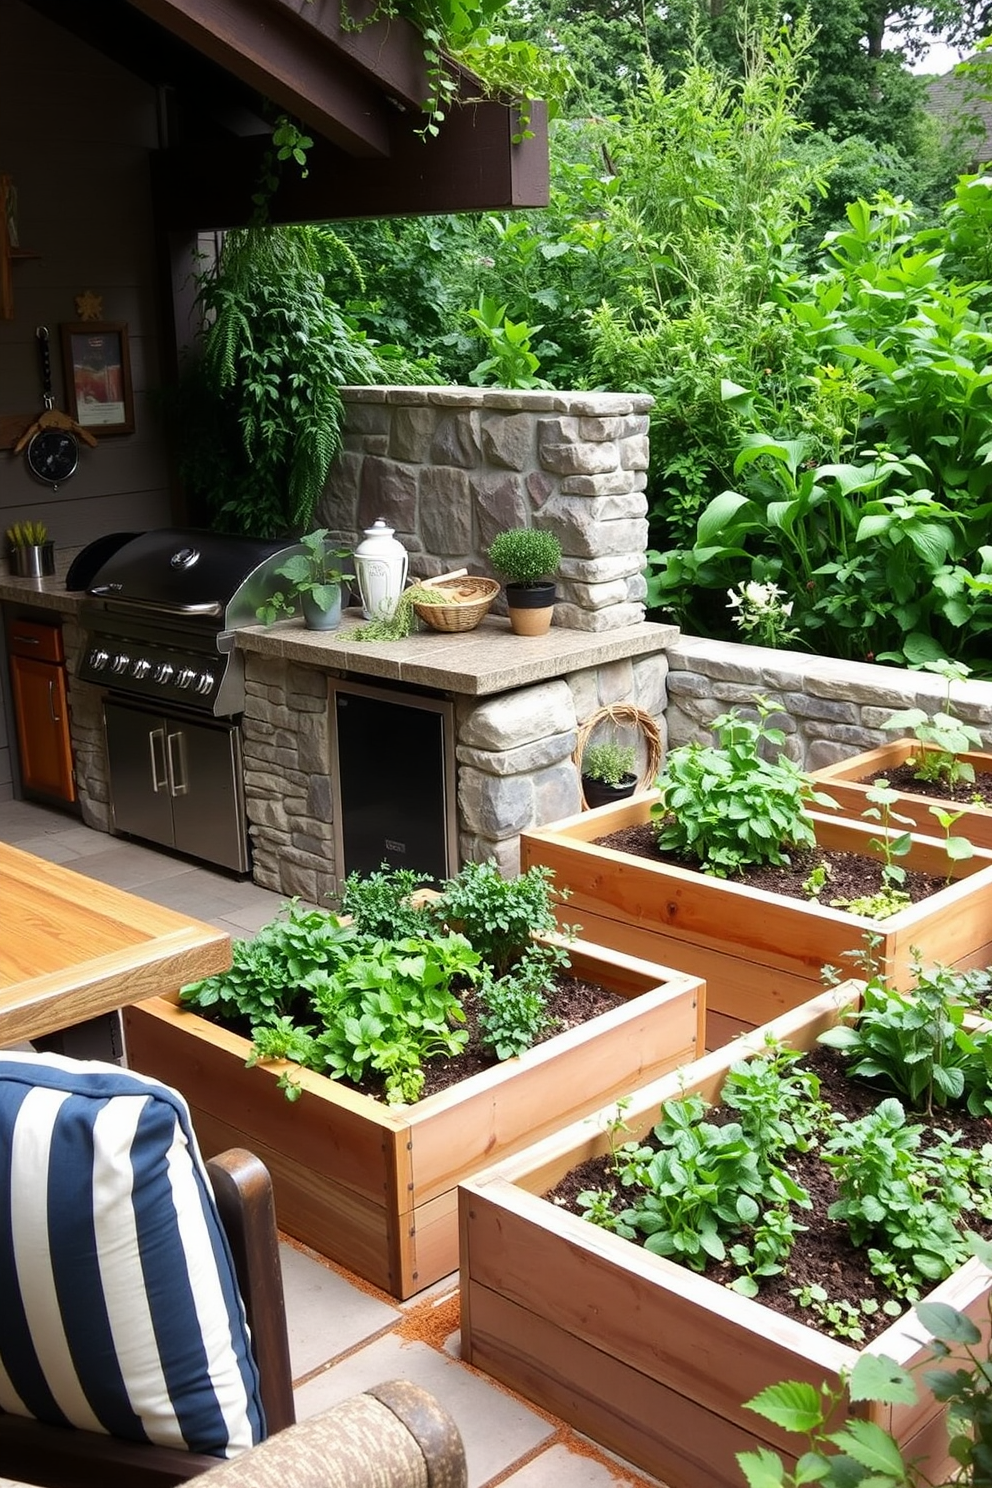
[
  {"left": 459, "top": 983, "right": 992, "bottom": 1488},
  {"left": 123, "top": 935, "right": 704, "bottom": 1299},
  {"left": 813, "top": 738, "right": 992, "bottom": 849},
  {"left": 505, "top": 581, "right": 555, "bottom": 636},
  {"left": 520, "top": 790, "right": 992, "bottom": 1050}
]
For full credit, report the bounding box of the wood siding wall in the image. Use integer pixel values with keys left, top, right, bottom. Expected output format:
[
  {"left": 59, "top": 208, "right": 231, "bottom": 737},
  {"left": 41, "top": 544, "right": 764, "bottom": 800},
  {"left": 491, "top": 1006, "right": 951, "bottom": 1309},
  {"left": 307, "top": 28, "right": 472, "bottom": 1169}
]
[{"left": 1, "top": 0, "right": 179, "bottom": 796}]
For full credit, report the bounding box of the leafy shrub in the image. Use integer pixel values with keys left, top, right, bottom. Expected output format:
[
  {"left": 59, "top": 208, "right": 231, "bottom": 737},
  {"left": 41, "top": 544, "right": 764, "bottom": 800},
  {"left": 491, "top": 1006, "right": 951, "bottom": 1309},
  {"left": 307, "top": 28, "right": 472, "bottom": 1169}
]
[{"left": 651, "top": 698, "right": 837, "bottom": 876}]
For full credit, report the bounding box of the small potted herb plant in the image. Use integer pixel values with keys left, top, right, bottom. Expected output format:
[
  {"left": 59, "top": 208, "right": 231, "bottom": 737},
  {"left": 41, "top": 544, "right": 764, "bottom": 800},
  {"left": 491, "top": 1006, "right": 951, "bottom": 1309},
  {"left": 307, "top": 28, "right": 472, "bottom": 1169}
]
[
  {"left": 487, "top": 527, "right": 562, "bottom": 636},
  {"left": 581, "top": 739, "right": 638, "bottom": 809},
  {"left": 256, "top": 529, "right": 353, "bottom": 631}
]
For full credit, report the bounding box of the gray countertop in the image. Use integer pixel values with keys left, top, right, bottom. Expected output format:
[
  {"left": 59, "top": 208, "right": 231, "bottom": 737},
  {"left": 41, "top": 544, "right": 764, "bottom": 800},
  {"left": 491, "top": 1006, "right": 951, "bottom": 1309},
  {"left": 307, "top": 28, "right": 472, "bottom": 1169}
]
[
  {"left": 235, "top": 609, "right": 678, "bottom": 697},
  {"left": 0, "top": 574, "right": 87, "bottom": 616}
]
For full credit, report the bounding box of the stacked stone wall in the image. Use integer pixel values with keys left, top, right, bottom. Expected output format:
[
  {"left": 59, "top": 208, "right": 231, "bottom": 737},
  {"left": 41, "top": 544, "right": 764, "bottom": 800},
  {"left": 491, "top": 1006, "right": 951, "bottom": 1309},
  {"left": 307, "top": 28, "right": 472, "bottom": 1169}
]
[
  {"left": 667, "top": 636, "right": 992, "bottom": 766},
  {"left": 321, "top": 387, "right": 653, "bottom": 633}
]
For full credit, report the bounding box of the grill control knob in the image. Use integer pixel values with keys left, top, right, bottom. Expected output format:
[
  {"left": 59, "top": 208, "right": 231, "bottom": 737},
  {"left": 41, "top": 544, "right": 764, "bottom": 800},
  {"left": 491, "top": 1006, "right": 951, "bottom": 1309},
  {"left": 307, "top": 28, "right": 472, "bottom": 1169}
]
[
  {"left": 153, "top": 661, "right": 174, "bottom": 684},
  {"left": 110, "top": 653, "right": 130, "bottom": 675},
  {"left": 131, "top": 659, "right": 151, "bottom": 679},
  {"left": 176, "top": 667, "right": 196, "bottom": 689},
  {"left": 88, "top": 648, "right": 110, "bottom": 671},
  {"left": 193, "top": 670, "right": 215, "bottom": 696}
]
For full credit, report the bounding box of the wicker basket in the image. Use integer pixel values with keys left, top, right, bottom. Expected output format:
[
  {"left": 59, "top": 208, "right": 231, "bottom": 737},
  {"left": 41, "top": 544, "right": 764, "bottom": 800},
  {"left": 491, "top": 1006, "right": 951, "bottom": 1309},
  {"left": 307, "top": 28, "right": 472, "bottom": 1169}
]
[{"left": 412, "top": 576, "right": 500, "bottom": 633}]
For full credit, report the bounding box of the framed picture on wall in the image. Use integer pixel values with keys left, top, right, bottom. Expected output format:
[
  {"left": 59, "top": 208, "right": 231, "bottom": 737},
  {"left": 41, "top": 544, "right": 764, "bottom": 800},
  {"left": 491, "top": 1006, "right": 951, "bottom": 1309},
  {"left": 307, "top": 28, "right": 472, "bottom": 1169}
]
[{"left": 60, "top": 322, "right": 134, "bottom": 435}]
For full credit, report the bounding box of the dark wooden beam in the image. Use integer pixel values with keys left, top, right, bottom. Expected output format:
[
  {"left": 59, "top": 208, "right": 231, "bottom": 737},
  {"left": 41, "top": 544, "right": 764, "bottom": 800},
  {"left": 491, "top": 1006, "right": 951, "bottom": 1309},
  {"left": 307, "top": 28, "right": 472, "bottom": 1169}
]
[
  {"left": 152, "top": 100, "right": 550, "bottom": 228},
  {"left": 127, "top": 0, "right": 419, "bottom": 156}
]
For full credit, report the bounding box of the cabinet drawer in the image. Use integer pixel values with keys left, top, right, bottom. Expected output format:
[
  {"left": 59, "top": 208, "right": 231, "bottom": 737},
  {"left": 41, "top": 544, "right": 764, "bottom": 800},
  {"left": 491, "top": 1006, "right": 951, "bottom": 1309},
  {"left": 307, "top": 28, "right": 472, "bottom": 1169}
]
[{"left": 9, "top": 618, "right": 65, "bottom": 664}]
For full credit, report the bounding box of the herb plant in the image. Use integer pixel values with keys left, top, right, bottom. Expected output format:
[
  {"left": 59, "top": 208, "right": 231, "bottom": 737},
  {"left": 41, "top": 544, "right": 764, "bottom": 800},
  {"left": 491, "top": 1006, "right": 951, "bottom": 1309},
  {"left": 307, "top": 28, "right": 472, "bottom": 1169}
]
[
  {"left": 739, "top": 1240, "right": 992, "bottom": 1488},
  {"left": 582, "top": 740, "right": 637, "bottom": 787},
  {"left": 651, "top": 697, "right": 838, "bottom": 877},
  {"left": 818, "top": 959, "right": 992, "bottom": 1116},
  {"left": 881, "top": 660, "right": 985, "bottom": 787},
  {"left": 487, "top": 528, "right": 562, "bottom": 587},
  {"left": 428, "top": 860, "right": 569, "bottom": 977},
  {"left": 256, "top": 530, "right": 353, "bottom": 623},
  {"left": 181, "top": 858, "right": 577, "bottom": 1104}
]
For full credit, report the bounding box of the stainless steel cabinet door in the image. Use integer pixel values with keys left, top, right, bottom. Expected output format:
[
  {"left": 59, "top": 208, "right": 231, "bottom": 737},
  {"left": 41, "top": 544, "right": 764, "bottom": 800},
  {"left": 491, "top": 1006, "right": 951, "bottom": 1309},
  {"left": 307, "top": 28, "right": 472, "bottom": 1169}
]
[
  {"left": 104, "top": 701, "right": 174, "bottom": 849},
  {"left": 167, "top": 718, "right": 248, "bottom": 873}
]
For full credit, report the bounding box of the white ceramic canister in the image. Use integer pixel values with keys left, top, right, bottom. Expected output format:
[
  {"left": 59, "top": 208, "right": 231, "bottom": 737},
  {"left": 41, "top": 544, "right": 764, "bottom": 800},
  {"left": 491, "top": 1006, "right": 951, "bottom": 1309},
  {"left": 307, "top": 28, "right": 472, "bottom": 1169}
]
[{"left": 353, "top": 519, "right": 409, "bottom": 620}]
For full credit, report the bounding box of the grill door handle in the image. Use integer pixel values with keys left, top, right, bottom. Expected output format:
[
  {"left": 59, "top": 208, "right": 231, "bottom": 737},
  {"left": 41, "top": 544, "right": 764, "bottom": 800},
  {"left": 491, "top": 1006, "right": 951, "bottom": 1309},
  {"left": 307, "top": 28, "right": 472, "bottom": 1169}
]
[
  {"left": 149, "top": 728, "right": 167, "bottom": 791},
  {"left": 166, "top": 730, "right": 188, "bottom": 796}
]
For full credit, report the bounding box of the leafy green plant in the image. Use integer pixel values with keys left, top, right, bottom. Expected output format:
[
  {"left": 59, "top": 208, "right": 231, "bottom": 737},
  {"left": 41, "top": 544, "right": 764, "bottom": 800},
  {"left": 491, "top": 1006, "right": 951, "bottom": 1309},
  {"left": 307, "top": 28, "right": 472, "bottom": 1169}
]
[
  {"left": 464, "top": 294, "right": 550, "bottom": 389},
  {"left": 651, "top": 697, "right": 838, "bottom": 877},
  {"left": 181, "top": 900, "right": 359, "bottom": 1024},
  {"left": 350, "top": 583, "right": 447, "bottom": 642},
  {"left": 822, "top": 1097, "right": 977, "bottom": 1297},
  {"left": 789, "top": 1284, "right": 902, "bottom": 1344},
  {"left": 818, "top": 958, "right": 992, "bottom": 1117},
  {"left": 173, "top": 225, "right": 389, "bottom": 538},
  {"left": 582, "top": 740, "right": 637, "bottom": 787},
  {"left": 256, "top": 530, "right": 353, "bottom": 623},
  {"left": 303, "top": 933, "right": 478, "bottom": 1103},
  {"left": 334, "top": 863, "right": 435, "bottom": 938},
  {"left": 881, "top": 659, "right": 985, "bottom": 787},
  {"left": 476, "top": 947, "right": 559, "bottom": 1060},
  {"left": 487, "top": 528, "right": 562, "bottom": 588},
  {"left": 429, "top": 860, "right": 568, "bottom": 977},
  {"left": 738, "top": 1238, "right": 992, "bottom": 1488}
]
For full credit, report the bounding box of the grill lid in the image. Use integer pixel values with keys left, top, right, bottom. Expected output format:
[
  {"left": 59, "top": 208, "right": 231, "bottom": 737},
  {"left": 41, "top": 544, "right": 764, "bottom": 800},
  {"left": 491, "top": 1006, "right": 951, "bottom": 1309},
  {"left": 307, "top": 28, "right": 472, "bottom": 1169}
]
[{"left": 83, "top": 528, "right": 301, "bottom": 626}]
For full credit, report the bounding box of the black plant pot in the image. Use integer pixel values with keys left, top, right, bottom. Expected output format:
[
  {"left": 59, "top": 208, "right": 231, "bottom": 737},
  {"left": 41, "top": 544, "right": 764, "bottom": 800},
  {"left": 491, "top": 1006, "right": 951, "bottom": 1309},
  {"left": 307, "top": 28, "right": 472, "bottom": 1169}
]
[
  {"left": 505, "top": 581, "right": 556, "bottom": 636},
  {"left": 581, "top": 773, "right": 638, "bottom": 809}
]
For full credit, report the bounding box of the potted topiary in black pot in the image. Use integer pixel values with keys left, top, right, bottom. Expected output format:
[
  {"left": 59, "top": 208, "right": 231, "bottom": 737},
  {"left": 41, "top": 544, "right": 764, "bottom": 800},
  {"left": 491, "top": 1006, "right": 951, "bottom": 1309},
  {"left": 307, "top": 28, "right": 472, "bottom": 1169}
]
[
  {"left": 487, "top": 527, "right": 562, "bottom": 636},
  {"left": 581, "top": 739, "right": 638, "bottom": 808}
]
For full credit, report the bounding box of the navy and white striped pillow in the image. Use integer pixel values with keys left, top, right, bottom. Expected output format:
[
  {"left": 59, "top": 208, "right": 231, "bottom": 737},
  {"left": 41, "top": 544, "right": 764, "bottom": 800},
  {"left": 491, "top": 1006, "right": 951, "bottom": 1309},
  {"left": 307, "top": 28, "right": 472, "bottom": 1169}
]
[{"left": 0, "top": 1052, "right": 265, "bottom": 1458}]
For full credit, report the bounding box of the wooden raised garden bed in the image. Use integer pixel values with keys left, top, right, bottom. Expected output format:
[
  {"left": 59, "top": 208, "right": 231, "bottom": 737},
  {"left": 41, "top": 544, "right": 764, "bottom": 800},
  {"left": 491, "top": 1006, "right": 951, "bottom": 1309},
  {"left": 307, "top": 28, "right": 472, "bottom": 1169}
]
[
  {"left": 123, "top": 935, "right": 704, "bottom": 1299},
  {"left": 520, "top": 791, "right": 992, "bottom": 1049},
  {"left": 812, "top": 738, "right": 992, "bottom": 849},
  {"left": 458, "top": 984, "right": 992, "bottom": 1488}
]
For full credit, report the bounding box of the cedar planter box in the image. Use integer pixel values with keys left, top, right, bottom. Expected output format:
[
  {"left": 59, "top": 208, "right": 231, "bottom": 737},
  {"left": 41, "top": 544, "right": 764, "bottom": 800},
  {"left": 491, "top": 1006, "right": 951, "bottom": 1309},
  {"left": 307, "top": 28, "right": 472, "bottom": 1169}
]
[
  {"left": 123, "top": 936, "right": 704, "bottom": 1300},
  {"left": 520, "top": 791, "right": 992, "bottom": 1049},
  {"left": 459, "top": 984, "right": 992, "bottom": 1488},
  {"left": 813, "top": 738, "right": 992, "bottom": 849}
]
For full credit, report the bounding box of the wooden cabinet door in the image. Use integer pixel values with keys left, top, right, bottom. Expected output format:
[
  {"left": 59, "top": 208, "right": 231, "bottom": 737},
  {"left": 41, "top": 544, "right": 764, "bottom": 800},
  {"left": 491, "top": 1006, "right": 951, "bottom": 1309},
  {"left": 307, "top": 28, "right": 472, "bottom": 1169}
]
[{"left": 10, "top": 655, "right": 76, "bottom": 802}]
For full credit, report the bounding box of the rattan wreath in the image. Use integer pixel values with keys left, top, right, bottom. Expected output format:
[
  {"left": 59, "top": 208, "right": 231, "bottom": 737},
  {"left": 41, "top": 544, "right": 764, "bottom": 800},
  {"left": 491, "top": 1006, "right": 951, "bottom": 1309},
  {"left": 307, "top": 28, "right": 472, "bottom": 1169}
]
[{"left": 573, "top": 703, "right": 664, "bottom": 810}]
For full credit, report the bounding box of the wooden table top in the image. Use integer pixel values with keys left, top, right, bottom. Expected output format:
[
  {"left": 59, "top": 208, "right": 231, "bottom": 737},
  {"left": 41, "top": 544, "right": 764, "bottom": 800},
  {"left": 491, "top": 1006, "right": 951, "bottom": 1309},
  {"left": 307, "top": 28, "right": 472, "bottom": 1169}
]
[{"left": 0, "top": 842, "right": 231, "bottom": 1046}]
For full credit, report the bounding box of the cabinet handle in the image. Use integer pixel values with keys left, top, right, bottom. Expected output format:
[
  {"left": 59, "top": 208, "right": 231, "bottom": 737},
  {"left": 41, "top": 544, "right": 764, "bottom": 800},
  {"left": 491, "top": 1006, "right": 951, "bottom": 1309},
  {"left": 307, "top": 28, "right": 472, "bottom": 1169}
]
[
  {"left": 166, "top": 730, "right": 188, "bottom": 797},
  {"left": 149, "top": 728, "right": 167, "bottom": 792},
  {"left": 47, "top": 679, "right": 61, "bottom": 723}
]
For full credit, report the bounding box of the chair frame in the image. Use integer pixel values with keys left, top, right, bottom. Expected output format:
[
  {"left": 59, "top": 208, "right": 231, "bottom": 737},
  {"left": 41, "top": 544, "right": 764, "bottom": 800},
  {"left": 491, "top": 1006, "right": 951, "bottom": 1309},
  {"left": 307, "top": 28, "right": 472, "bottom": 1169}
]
[{"left": 0, "top": 1148, "right": 295, "bottom": 1488}]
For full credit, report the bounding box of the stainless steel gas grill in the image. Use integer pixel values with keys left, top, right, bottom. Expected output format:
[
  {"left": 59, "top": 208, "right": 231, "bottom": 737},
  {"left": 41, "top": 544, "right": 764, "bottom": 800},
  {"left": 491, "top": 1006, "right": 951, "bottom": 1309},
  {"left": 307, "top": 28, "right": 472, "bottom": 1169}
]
[{"left": 75, "top": 528, "right": 301, "bottom": 874}]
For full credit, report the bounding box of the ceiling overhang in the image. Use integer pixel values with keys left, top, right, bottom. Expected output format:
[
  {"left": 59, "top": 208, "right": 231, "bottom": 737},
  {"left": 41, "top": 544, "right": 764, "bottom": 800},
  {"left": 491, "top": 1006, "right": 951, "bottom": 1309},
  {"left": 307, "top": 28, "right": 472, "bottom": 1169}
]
[{"left": 23, "top": 0, "right": 550, "bottom": 220}]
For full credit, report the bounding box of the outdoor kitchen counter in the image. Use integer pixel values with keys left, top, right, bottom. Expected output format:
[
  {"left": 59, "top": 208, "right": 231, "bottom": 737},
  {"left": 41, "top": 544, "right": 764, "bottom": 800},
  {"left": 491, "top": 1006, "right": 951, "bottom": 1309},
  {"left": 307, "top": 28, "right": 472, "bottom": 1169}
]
[
  {"left": 0, "top": 573, "right": 86, "bottom": 615},
  {"left": 0, "top": 842, "right": 231, "bottom": 1046},
  {"left": 236, "top": 610, "right": 679, "bottom": 697}
]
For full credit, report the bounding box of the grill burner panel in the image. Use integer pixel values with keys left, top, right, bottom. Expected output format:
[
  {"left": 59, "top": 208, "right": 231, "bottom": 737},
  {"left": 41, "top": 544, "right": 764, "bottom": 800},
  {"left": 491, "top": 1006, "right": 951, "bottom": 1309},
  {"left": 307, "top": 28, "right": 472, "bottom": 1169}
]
[{"left": 75, "top": 528, "right": 302, "bottom": 716}]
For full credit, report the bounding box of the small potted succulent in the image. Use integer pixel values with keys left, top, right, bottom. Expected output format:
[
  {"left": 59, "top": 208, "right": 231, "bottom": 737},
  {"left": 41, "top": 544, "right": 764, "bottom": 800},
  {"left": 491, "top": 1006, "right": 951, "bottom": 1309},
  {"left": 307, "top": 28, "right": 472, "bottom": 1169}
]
[
  {"left": 255, "top": 529, "right": 353, "bottom": 631},
  {"left": 6, "top": 521, "right": 54, "bottom": 578},
  {"left": 487, "top": 527, "right": 562, "bottom": 636},
  {"left": 581, "top": 739, "right": 638, "bottom": 808}
]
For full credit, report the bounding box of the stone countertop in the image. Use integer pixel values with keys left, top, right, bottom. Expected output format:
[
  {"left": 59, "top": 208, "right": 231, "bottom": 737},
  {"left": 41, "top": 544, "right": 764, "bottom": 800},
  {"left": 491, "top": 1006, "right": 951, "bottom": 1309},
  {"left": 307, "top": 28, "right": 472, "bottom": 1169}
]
[
  {"left": 0, "top": 574, "right": 87, "bottom": 616},
  {"left": 235, "top": 609, "right": 679, "bottom": 697}
]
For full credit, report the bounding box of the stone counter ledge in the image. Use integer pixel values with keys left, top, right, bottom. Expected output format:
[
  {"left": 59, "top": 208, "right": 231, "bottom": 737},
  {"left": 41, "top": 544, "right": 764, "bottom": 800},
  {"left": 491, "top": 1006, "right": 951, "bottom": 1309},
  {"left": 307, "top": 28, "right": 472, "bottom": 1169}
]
[{"left": 234, "top": 611, "right": 678, "bottom": 697}]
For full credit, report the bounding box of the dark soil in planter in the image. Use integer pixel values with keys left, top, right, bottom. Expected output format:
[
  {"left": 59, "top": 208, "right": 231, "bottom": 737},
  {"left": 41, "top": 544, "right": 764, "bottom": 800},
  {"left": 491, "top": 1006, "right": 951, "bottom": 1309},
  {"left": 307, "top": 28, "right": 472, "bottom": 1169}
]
[
  {"left": 545, "top": 1043, "right": 992, "bottom": 1344},
  {"left": 411, "top": 972, "right": 625, "bottom": 1100},
  {"left": 594, "top": 823, "right": 951, "bottom": 904},
  {"left": 862, "top": 763, "right": 992, "bottom": 810}
]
